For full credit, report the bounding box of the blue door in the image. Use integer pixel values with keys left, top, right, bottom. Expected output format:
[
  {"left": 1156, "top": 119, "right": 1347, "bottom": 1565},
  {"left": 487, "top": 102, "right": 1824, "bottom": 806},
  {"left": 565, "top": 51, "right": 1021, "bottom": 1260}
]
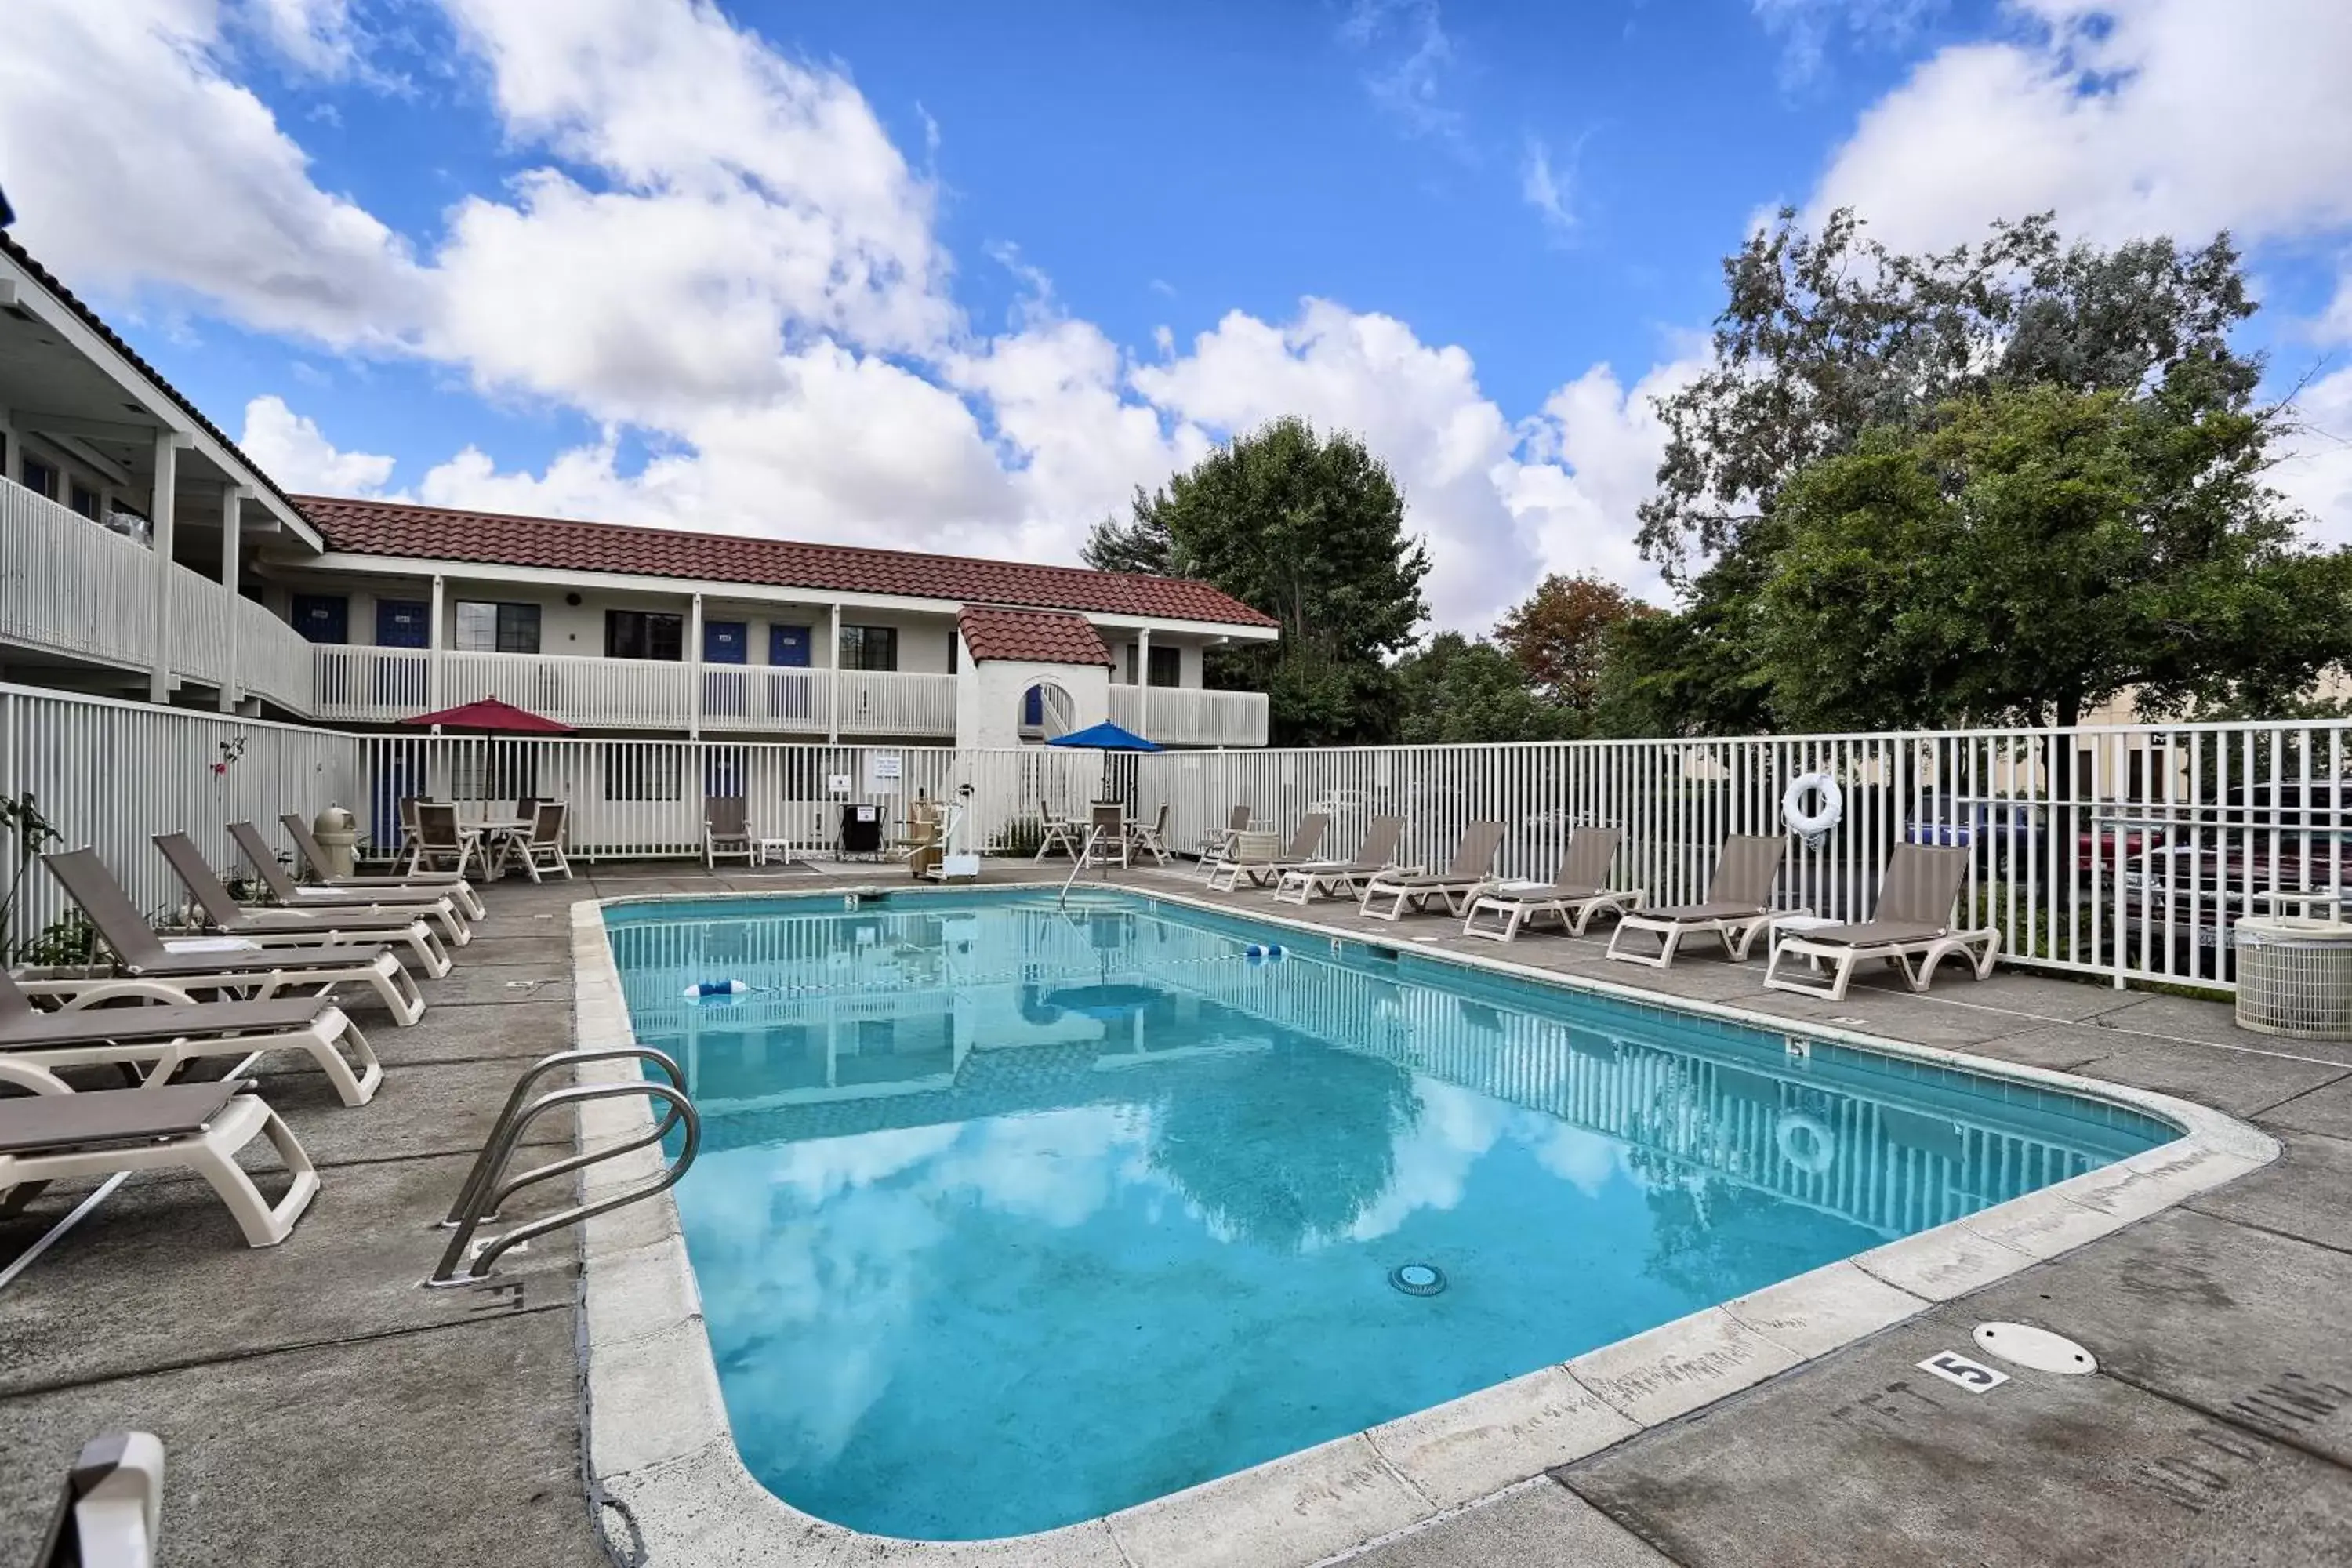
[
  {"left": 291, "top": 593, "right": 348, "bottom": 644},
  {"left": 768, "top": 625, "right": 812, "bottom": 666},
  {"left": 704, "top": 620, "right": 748, "bottom": 717},
  {"left": 376, "top": 600, "right": 430, "bottom": 648}
]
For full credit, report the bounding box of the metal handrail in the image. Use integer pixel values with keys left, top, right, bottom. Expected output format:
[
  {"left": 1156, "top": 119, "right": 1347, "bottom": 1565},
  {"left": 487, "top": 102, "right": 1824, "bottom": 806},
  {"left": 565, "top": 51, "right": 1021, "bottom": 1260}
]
[
  {"left": 437, "top": 1047, "right": 685, "bottom": 1228},
  {"left": 426, "top": 1080, "right": 699, "bottom": 1287}
]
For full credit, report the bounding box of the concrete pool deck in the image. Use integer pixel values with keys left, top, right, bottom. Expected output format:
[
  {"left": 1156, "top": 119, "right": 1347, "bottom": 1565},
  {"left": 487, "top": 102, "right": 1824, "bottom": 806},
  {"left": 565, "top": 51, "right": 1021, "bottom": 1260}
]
[{"left": 5, "top": 858, "right": 2352, "bottom": 1565}]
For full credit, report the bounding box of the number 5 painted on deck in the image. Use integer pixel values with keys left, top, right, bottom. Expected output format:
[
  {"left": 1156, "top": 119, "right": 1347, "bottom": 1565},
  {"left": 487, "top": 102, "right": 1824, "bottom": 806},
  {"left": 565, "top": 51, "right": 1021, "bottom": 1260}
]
[{"left": 1918, "top": 1352, "right": 2009, "bottom": 1392}]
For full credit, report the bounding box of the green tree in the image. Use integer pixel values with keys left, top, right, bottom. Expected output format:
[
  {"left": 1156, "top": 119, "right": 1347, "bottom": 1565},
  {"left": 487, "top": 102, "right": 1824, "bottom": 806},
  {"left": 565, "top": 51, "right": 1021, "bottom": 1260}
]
[
  {"left": 1392, "top": 633, "right": 1581, "bottom": 743},
  {"left": 1753, "top": 383, "right": 2352, "bottom": 731},
  {"left": 1086, "top": 418, "right": 1432, "bottom": 745}
]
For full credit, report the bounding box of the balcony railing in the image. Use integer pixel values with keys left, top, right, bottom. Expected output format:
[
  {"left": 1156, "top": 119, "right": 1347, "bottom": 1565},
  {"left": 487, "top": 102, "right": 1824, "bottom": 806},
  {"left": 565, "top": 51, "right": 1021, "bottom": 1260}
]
[
  {"left": 1109, "top": 684, "right": 1270, "bottom": 747},
  {"left": 0, "top": 479, "right": 160, "bottom": 673}
]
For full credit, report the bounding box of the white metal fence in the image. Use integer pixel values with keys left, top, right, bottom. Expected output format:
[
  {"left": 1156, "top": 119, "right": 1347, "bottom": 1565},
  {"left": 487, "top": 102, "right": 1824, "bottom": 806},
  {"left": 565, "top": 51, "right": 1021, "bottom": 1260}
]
[{"left": 1138, "top": 723, "right": 2352, "bottom": 993}]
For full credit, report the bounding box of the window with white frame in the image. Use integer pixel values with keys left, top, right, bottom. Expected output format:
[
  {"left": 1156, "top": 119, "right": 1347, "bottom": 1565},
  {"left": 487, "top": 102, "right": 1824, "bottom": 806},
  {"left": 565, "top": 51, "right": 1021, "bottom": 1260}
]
[{"left": 454, "top": 601, "right": 543, "bottom": 654}]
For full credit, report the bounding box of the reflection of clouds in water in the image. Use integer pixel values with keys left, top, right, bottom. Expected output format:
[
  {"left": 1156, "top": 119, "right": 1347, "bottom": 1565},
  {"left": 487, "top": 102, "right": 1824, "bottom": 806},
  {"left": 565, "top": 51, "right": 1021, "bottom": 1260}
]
[
  {"left": 931, "top": 1105, "right": 1157, "bottom": 1227},
  {"left": 1341, "top": 1079, "right": 1628, "bottom": 1243}
]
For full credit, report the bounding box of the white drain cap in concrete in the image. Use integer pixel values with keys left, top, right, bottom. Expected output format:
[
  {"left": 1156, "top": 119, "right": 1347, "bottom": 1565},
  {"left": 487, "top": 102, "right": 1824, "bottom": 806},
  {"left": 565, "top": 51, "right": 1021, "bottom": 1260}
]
[{"left": 1973, "top": 1322, "right": 2096, "bottom": 1374}]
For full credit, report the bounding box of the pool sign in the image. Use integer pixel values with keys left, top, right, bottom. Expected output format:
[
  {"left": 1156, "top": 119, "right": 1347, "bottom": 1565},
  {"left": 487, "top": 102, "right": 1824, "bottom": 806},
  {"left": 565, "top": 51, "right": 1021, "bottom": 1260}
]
[{"left": 1918, "top": 1351, "right": 2009, "bottom": 1393}]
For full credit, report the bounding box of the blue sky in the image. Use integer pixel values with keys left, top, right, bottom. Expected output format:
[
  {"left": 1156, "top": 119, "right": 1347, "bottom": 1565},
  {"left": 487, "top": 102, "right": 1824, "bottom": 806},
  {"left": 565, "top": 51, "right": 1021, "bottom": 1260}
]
[{"left": 4, "top": 1, "right": 2350, "bottom": 630}]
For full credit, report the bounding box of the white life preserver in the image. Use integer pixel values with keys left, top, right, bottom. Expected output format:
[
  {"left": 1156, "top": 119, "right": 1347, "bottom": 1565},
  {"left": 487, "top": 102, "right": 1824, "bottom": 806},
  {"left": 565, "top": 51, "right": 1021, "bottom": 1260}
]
[
  {"left": 1775, "top": 1110, "right": 1837, "bottom": 1175},
  {"left": 1781, "top": 772, "right": 1844, "bottom": 848}
]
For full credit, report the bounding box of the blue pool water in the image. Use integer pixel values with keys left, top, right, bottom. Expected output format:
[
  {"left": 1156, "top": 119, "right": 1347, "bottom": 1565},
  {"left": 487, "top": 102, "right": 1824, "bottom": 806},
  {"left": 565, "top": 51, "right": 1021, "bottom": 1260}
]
[{"left": 607, "top": 890, "right": 2176, "bottom": 1541}]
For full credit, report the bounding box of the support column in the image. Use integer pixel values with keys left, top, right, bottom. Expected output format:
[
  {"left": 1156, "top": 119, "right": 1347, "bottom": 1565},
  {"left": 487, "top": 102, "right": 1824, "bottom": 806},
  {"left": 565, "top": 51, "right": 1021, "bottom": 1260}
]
[
  {"left": 1136, "top": 626, "right": 1151, "bottom": 742},
  {"left": 827, "top": 602, "right": 843, "bottom": 744},
  {"left": 217, "top": 485, "right": 249, "bottom": 712},
  {"left": 428, "top": 575, "right": 446, "bottom": 709},
  {"left": 147, "top": 430, "right": 187, "bottom": 704},
  {"left": 688, "top": 593, "right": 705, "bottom": 742}
]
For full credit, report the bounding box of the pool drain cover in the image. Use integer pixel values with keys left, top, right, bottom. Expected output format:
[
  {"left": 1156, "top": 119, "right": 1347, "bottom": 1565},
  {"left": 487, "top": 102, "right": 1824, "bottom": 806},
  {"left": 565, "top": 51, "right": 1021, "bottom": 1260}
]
[
  {"left": 1973, "top": 1322, "right": 2096, "bottom": 1374},
  {"left": 1389, "top": 1263, "right": 1446, "bottom": 1298}
]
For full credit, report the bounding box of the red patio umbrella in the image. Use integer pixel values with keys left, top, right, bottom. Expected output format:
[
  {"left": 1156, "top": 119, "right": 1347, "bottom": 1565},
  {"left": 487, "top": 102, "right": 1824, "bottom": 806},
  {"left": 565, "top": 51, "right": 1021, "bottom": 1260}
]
[{"left": 401, "top": 697, "right": 573, "bottom": 734}]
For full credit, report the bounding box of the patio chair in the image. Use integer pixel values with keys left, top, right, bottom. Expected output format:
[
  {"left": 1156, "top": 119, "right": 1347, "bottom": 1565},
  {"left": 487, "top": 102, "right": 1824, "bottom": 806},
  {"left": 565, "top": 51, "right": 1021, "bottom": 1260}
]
[
  {"left": 496, "top": 801, "right": 573, "bottom": 883},
  {"left": 1273, "top": 815, "right": 1408, "bottom": 905},
  {"left": 1357, "top": 821, "right": 1507, "bottom": 921},
  {"left": 406, "top": 802, "right": 484, "bottom": 878},
  {"left": 1207, "top": 813, "right": 1329, "bottom": 892},
  {"left": 1129, "top": 803, "right": 1173, "bottom": 866},
  {"left": 394, "top": 795, "right": 423, "bottom": 865},
  {"left": 0, "top": 964, "right": 382, "bottom": 1107},
  {"left": 1764, "top": 843, "right": 2001, "bottom": 1001},
  {"left": 0, "top": 1065, "right": 317, "bottom": 1249},
  {"left": 1461, "top": 829, "right": 1642, "bottom": 942},
  {"left": 43, "top": 850, "right": 426, "bottom": 1025},
  {"left": 1035, "top": 799, "right": 1085, "bottom": 862},
  {"left": 1080, "top": 803, "right": 1130, "bottom": 868},
  {"left": 227, "top": 822, "right": 471, "bottom": 947},
  {"left": 704, "top": 795, "right": 757, "bottom": 869},
  {"left": 153, "top": 833, "right": 452, "bottom": 980},
  {"left": 1197, "top": 804, "right": 1253, "bottom": 870},
  {"left": 32, "top": 1431, "right": 167, "bottom": 1568},
  {"left": 279, "top": 814, "right": 485, "bottom": 920},
  {"left": 1605, "top": 835, "right": 1788, "bottom": 969}
]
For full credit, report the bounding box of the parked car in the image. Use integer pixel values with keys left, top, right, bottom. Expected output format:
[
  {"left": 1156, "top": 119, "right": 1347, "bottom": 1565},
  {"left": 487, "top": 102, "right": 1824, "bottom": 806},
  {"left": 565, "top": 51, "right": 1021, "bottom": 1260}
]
[
  {"left": 2118, "top": 784, "right": 2352, "bottom": 978},
  {"left": 1902, "top": 793, "right": 2046, "bottom": 874}
]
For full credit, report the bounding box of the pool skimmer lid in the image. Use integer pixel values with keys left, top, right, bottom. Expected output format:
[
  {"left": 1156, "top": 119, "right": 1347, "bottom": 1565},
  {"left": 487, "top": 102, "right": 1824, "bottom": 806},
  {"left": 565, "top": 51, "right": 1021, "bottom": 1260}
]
[
  {"left": 1388, "top": 1263, "right": 1446, "bottom": 1298},
  {"left": 1973, "top": 1322, "right": 2096, "bottom": 1374}
]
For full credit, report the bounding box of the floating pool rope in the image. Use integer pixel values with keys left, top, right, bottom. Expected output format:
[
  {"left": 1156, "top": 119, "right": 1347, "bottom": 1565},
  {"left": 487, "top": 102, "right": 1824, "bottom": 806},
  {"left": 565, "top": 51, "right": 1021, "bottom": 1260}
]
[{"left": 1243, "top": 942, "right": 1286, "bottom": 963}]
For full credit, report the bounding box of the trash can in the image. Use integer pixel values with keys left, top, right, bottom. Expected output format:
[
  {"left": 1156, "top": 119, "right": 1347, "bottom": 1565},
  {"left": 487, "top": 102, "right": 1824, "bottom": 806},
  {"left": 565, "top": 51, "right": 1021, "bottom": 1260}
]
[{"left": 312, "top": 804, "right": 360, "bottom": 880}]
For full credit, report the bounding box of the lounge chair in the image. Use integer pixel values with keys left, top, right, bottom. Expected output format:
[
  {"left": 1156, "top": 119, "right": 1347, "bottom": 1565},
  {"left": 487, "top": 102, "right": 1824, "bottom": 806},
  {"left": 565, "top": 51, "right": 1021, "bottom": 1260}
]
[
  {"left": 1198, "top": 804, "right": 1253, "bottom": 869},
  {"left": 1461, "top": 829, "right": 1642, "bottom": 941},
  {"left": 704, "top": 795, "right": 756, "bottom": 869},
  {"left": 44, "top": 850, "right": 426, "bottom": 1026},
  {"left": 154, "top": 833, "right": 452, "bottom": 979},
  {"left": 279, "top": 814, "right": 485, "bottom": 920},
  {"left": 0, "top": 966, "right": 381, "bottom": 1107},
  {"left": 1207, "top": 813, "right": 1328, "bottom": 892},
  {"left": 34, "top": 1431, "right": 167, "bottom": 1568},
  {"left": 1273, "top": 815, "right": 1408, "bottom": 905},
  {"left": 1035, "top": 800, "right": 1085, "bottom": 862},
  {"left": 227, "top": 822, "right": 472, "bottom": 947},
  {"left": 494, "top": 802, "right": 573, "bottom": 883},
  {"left": 1357, "top": 821, "right": 1507, "bottom": 922},
  {"left": 0, "top": 1065, "right": 317, "bottom": 1248},
  {"left": 1605, "top": 835, "right": 1788, "bottom": 968},
  {"left": 407, "top": 802, "right": 484, "bottom": 879},
  {"left": 1765, "top": 844, "right": 2002, "bottom": 1001}
]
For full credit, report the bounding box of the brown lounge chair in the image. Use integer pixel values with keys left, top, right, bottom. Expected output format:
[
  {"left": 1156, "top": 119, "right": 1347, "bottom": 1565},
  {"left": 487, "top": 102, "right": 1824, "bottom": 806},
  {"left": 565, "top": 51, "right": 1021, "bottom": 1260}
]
[
  {"left": 1273, "top": 815, "right": 1408, "bottom": 904},
  {"left": 154, "top": 833, "right": 452, "bottom": 979},
  {"left": 1605, "top": 835, "right": 1788, "bottom": 967},
  {"left": 1461, "top": 828, "right": 1644, "bottom": 940},
  {"left": 1207, "top": 813, "right": 1330, "bottom": 891},
  {"left": 1357, "top": 821, "right": 1507, "bottom": 922},
  {"left": 44, "top": 850, "right": 426, "bottom": 1026},
  {"left": 1765, "top": 843, "right": 2002, "bottom": 1000},
  {"left": 279, "top": 813, "right": 486, "bottom": 920},
  {"left": 0, "top": 1067, "right": 318, "bottom": 1249},
  {"left": 705, "top": 795, "right": 756, "bottom": 869},
  {"left": 227, "top": 822, "right": 472, "bottom": 947},
  {"left": 0, "top": 965, "right": 381, "bottom": 1107}
]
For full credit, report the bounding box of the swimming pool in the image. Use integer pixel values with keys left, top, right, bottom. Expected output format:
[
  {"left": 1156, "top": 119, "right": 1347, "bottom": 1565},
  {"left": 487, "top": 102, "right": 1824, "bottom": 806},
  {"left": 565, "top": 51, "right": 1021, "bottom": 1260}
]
[{"left": 605, "top": 888, "right": 2177, "bottom": 1542}]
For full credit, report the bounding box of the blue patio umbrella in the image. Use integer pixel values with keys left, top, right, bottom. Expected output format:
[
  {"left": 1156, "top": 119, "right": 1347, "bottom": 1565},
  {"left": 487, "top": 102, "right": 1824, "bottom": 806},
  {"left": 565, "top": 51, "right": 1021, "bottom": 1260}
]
[{"left": 1046, "top": 720, "right": 1162, "bottom": 752}]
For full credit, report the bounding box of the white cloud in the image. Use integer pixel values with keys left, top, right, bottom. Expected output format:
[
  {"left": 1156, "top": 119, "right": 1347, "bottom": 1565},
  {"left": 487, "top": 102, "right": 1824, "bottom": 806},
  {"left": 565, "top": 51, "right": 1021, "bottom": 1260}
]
[
  {"left": 236, "top": 0, "right": 364, "bottom": 78},
  {"left": 1751, "top": 0, "right": 1947, "bottom": 86},
  {"left": 1809, "top": 0, "right": 2352, "bottom": 252},
  {"left": 237, "top": 394, "right": 396, "bottom": 494},
  {"left": 1339, "top": 0, "right": 1462, "bottom": 143},
  {"left": 2274, "top": 368, "right": 2352, "bottom": 550},
  {"left": 1520, "top": 138, "right": 1575, "bottom": 241},
  {"left": 0, "top": 0, "right": 425, "bottom": 346}
]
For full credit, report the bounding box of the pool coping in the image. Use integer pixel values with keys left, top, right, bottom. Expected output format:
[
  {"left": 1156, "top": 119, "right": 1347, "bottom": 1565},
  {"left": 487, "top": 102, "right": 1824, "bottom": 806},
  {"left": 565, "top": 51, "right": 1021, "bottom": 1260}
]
[{"left": 565, "top": 882, "right": 2280, "bottom": 1568}]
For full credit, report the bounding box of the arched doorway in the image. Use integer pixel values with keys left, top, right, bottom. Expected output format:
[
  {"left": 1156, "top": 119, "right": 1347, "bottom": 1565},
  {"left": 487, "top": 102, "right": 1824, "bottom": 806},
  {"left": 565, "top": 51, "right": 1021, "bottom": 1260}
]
[{"left": 1017, "top": 680, "right": 1077, "bottom": 742}]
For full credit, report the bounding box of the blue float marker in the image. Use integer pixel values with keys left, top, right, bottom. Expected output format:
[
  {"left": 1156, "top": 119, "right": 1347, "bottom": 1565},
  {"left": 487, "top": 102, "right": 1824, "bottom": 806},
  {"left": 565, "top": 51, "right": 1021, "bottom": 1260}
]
[{"left": 684, "top": 979, "right": 750, "bottom": 999}]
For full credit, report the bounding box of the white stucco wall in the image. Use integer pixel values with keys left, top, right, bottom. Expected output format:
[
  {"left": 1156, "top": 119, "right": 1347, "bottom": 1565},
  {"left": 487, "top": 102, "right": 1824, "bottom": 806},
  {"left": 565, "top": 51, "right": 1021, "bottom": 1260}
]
[{"left": 957, "top": 657, "right": 1110, "bottom": 750}]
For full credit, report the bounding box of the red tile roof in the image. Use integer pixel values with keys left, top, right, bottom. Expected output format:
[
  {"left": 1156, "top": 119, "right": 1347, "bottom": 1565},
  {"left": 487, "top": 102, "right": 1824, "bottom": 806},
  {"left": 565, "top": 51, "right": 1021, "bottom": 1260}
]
[
  {"left": 1, "top": 234, "right": 314, "bottom": 535},
  {"left": 295, "top": 495, "right": 1280, "bottom": 630},
  {"left": 956, "top": 605, "right": 1112, "bottom": 666}
]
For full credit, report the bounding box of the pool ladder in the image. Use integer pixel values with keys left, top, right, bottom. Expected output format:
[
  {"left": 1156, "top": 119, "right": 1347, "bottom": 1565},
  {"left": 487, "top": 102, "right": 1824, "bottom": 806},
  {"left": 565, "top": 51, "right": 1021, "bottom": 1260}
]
[{"left": 425, "top": 1046, "right": 699, "bottom": 1288}]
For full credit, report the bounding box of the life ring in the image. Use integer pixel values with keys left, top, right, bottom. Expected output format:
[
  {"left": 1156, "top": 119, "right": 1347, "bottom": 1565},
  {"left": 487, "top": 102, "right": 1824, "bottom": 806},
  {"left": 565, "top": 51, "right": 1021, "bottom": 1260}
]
[
  {"left": 1775, "top": 1111, "right": 1836, "bottom": 1175},
  {"left": 1781, "top": 772, "right": 1843, "bottom": 848}
]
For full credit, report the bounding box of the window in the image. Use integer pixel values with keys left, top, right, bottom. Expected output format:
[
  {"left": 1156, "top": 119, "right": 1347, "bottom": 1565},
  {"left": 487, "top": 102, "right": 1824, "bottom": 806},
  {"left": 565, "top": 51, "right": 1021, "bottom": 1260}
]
[
  {"left": 69, "top": 484, "right": 101, "bottom": 521},
  {"left": 839, "top": 625, "right": 898, "bottom": 671},
  {"left": 606, "top": 609, "right": 684, "bottom": 661},
  {"left": 1148, "top": 645, "right": 1181, "bottom": 688},
  {"left": 20, "top": 459, "right": 55, "bottom": 500},
  {"left": 456, "top": 601, "right": 543, "bottom": 654},
  {"left": 603, "top": 747, "right": 684, "bottom": 801}
]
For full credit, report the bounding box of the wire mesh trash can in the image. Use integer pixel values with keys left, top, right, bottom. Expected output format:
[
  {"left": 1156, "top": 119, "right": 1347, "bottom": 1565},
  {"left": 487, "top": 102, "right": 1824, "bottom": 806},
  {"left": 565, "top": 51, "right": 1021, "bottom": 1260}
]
[{"left": 2234, "top": 916, "right": 2352, "bottom": 1040}]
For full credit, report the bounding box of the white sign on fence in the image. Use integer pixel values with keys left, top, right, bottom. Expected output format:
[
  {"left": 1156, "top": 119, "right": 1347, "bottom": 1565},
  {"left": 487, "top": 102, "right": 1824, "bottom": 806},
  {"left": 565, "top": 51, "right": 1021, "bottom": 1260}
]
[{"left": 868, "top": 753, "right": 902, "bottom": 792}]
